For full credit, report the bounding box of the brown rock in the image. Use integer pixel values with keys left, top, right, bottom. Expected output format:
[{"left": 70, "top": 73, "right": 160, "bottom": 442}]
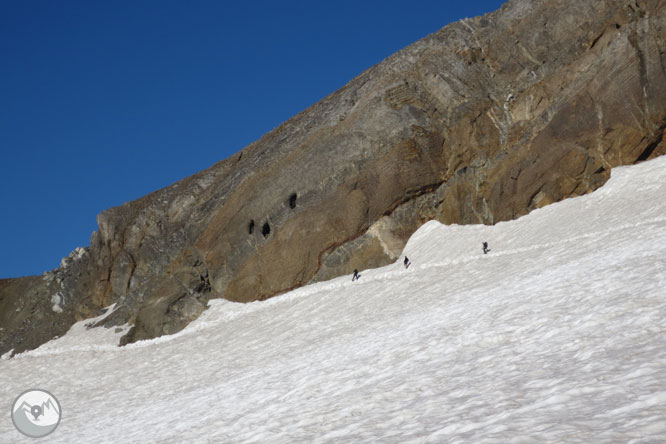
[{"left": 2, "top": 0, "right": 666, "bottom": 356}]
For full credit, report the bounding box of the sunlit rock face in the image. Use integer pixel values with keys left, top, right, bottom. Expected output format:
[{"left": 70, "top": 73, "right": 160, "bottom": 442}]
[{"left": 2, "top": 0, "right": 665, "bottom": 355}]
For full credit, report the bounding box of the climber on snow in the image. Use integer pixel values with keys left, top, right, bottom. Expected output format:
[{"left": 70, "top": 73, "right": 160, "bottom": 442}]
[
  {"left": 352, "top": 269, "right": 360, "bottom": 281},
  {"left": 482, "top": 241, "right": 490, "bottom": 254},
  {"left": 403, "top": 256, "right": 411, "bottom": 269}
]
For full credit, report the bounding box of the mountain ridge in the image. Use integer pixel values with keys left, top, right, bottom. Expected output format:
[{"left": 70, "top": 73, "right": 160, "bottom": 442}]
[{"left": 1, "top": 0, "right": 665, "bottom": 356}]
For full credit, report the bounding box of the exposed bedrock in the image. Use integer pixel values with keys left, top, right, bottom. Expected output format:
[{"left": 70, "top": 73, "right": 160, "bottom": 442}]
[{"left": 2, "top": 0, "right": 666, "bottom": 355}]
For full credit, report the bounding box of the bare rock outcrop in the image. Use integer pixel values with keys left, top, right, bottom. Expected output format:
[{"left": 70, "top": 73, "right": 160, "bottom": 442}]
[{"left": 2, "top": 0, "right": 666, "bottom": 356}]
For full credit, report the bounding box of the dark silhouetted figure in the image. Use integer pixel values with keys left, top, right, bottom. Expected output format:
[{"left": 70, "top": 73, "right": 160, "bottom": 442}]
[
  {"left": 352, "top": 269, "right": 360, "bottom": 281},
  {"left": 482, "top": 242, "right": 489, "bottom": 254},
  {"left": 403, "top": 256, "right": 411, "bottom": 269}
]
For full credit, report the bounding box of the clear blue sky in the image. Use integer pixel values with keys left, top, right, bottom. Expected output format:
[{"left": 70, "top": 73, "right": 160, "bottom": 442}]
[{"left": 0, "top": 0, "right": 505, "bottom": 278}]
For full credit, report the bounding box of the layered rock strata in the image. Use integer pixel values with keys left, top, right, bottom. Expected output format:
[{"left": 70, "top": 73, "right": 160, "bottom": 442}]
[{"left": 2, "top": 0, "right": 665, "bottom": 356}]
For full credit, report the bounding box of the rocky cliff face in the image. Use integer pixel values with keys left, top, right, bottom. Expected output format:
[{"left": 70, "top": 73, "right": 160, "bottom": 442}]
[{"left": 2, "top": 0, "right": 665, "bottom": 356}]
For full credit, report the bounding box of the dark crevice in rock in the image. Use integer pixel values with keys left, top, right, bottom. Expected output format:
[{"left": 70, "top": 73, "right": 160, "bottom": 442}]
[
  {"left": 288, "top": 193, "right": 297, "bottom": 209},
  {"left": 248, "top": 219, "right": 255, "bottom": 234},
  {"left": 635, "top": 125, "right": 665, "bottom": 163},
  {"left": 194, "top": 271, "right": 211, "bottom": 294},
  {"left": 590, "top": 29, "right": 606, "bottom": 49},
  {"left": 261, "top": 222, "right": 271, "bottom": 238},
  {"left": 528, "top": 184, "right": 546, "bottom": 208},
  {"left": 125, "top": 253, "right": 136, "bottom": 294}
]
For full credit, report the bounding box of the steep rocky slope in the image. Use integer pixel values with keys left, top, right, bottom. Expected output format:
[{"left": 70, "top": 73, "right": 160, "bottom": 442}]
[{"left": 2, "top": 0, "right": 665, "bottom": 356}]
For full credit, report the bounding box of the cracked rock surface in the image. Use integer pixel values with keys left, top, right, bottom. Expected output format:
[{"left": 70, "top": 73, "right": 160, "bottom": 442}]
[{"left": 2, "top": 0, "right": 666, "bottom": 355}]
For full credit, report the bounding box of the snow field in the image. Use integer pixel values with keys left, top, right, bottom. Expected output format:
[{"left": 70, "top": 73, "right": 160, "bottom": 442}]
[{"left": 2, "top": 157, "right": 666, "bottom": 443}]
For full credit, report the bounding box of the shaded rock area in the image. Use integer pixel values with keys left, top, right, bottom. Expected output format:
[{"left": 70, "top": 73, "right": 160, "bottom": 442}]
[{"left": 2, "top": 0, "right": 666, "bottom": 356}]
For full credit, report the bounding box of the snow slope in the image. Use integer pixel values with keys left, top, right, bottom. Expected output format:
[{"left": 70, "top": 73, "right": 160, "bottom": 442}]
[{"left": 2, "top": 157, "right": 666, "bottom": 443}]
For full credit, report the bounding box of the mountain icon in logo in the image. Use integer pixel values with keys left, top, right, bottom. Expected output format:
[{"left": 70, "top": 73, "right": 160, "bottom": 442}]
[{"left": 11, "top": 389, "right": 61, "bottom": 438}]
